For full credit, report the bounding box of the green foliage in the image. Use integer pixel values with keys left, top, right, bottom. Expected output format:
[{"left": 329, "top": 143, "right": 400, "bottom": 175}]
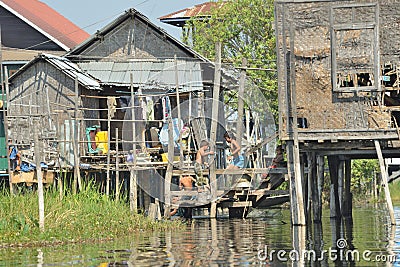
[
  {"left": 351, "top": 159, "right": 379, "bottom": 198},
  {"left": 186, "top": 0, "right": 278, "bottom": 119},
  {"left": 0, "top": 184, "right": 182, "bottom": 247}
]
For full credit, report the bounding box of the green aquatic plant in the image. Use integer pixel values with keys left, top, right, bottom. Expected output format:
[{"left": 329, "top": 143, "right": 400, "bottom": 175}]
[{"left": 0, "top": 183, "right": 183, "bottom": 248}]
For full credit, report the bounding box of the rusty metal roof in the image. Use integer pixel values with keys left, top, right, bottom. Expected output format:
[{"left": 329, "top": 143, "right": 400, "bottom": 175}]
[
  {"left": 78, "top": 60, "right": 203, "bottom": 92},
  {"left": 159, "top": 2, "right": 226, "bottom": 27}
]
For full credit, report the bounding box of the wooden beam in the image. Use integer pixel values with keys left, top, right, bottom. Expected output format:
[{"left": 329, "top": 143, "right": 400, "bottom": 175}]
[
  {"left": 34, "top": 121, "right": 45, "bottom": 231},
  {"left": 174, "top": 55, "right": 183, "bottom": 166},
  {"left": 236, "top": 58, "right": 247, "bottom": 147},
  {"left": 209, "top": 42, "right": 222, "bottom": 218},
  {"left": 129, "top": 73, "right": 137, "bottom": 213},
  {"left": 163, "top": 116, "right": 174, "bottom": 218},
  {"left": 74, "top": 76, "right": 82, "bottom": 191},
  {"left": 374, "top": 140, "right": 395, "bottom": 225},
  {"left": 328, "top": 155, "right": 341, "bottom": 218},
  {"left": 3, "top": 66, "right": 12, "bottom": 194}
]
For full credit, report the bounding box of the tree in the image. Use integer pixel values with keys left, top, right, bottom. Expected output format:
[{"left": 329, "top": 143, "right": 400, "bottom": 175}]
[{"left": 185, "top": 0, "right": 278, "bottom": 119}]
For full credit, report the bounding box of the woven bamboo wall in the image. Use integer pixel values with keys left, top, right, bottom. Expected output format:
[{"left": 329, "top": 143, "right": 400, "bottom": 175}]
[{"left": 275, "top": 0, "right": 399, "bottom": 139}]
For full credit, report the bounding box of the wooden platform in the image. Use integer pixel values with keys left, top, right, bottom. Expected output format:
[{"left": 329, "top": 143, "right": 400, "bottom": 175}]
[{"left": 10, "top": 170, "right": 54, "bottom": 184}]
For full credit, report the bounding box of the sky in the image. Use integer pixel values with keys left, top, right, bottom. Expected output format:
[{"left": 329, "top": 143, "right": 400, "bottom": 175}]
[{"left": 40, "top": 0, "right": 206, "bottom": 39}]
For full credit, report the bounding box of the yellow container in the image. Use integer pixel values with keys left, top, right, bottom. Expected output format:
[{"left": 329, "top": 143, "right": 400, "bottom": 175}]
[
  {"left": 161, "top": 153, "right": 179, "bottom": 162},
  {"left": 95, "top": 131, "right": 108, "bottom": 154}
]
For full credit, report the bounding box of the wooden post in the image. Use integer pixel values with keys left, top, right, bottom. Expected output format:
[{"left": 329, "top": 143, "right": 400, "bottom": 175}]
[
  {"left": 338, "top": 159, "right": 345, "bottom": 213},
  {"left": 3, "top": 66, "right": 12, "bottom": 194},
  {"left": 209, "top": 42, "right": 222, "bottom": 218},
  {"left": 106, "top": 97, "right": 111, "bottom": 196},
  {"left": 174, "top": 55, "right": 183, "bottom": 165},
  {"left": 313, "top": 155, "right": 324, "bottom": 222},
  {"left": 343, "top": 159, "right": 352, "bottom": 217},
  {"left": 163, "top": 116, "right": 174, "bottom": 218},
  {"left": 286, "top": 23, "right": 305, "bottom": 225},
  {"left": 56, "top": 113, "right": 64, "bottom": 199},
  {"left": 374, "top": 140, "right": 396, "bottom": 225},
  {"left": 328, "top": 155, "right": 341, "bottom": 218},
  {"left": 130, "top": 73, "right": 138, "bottom": 212},
  {"left": 115, "top": 128, "right": 120, "bottom": 201},
  {"left": 68, "top": 115, "right": 77, "bottom": 194},
  {"left": 34, "top": 121, "right": 45, "bottom": 231},
  {"left": 236, "top": 58, "right": 247, "bottom": 147},
  {"left": 74, "top": 77, "right": 82, "bottom": 191},
  {"left": 307, "top": 152, "right": 316, "bottom": 222}
]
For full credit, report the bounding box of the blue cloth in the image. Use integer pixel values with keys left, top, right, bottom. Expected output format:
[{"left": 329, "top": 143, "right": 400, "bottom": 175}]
[
  {"left": 9, "top": 146, "right": 18, "bottom": 160},
  {"left": 20, "top": 161, "right": 48, "bottom": 172},
  {"left": 232, "top": 155, "right": 245, "bottom": 169}
]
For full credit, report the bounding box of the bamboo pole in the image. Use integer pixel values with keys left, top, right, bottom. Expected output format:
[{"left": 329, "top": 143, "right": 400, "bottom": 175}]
[
  {"left": 74, "top": 77, "right": 82, "bottom": 191},
  {"left": 174, "top": 55, "right": 183, "bottom": 166},
  {"left": 137, "top": 87, "right": 146, "bottom": 152},
  {"left": 34, "top": 121, "right": 45, "bottom": 231},
  {"left": 56, "top": 113, "right": 63, "bottom": 199},
  {"left": 106, "top": 98, "right": 111, "bottom": 196},
  {"left": 3, "top": 66, "right": 12, "bottom": 194},
  {"left": 163, "top": 116, "right": 174, "bottom": 218},
  {"left": 69, "top": 115, "right": 77, "bottom": 194},
  {"left": 129, "top": 73, "right": 138, "bottom": 212},
  {"left": 236, "top": 58, "right": 247, "bottom": 147},
  {"left": 115, "top": 128, "right": 120, "bottom": 201},
  {"left": 209, "top": 42, "right": 222, "bottom": 218},
  {"left": 374, "top": 140, "right": 395, "bottom": 225}
]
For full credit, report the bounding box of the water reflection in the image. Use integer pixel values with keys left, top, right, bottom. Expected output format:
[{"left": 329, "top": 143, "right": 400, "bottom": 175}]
[{"left": 2, "top": 206, "right": 400, "bottom": 266}]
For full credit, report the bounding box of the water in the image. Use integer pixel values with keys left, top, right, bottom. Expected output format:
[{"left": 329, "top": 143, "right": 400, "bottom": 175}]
[{"left": 1, "top": 206, "right": 400, "bottom": 266}]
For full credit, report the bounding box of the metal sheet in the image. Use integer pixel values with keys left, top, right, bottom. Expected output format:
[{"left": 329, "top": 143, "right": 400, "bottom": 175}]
[{"left": 78, "top": 60, "right": 203, "bottom": 92}]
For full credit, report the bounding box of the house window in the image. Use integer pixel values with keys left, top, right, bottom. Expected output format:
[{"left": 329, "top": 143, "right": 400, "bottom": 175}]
[{"left": 330, "top": 4, "right": 380, "bottom": 94}]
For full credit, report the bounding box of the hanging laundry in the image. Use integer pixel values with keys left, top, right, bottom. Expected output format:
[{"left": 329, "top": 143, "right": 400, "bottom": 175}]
[
  {"left": 159, "top": 118, "right": 183, "bottom": 148},
  {"left": 107, "top": 97, "right": 117, "bottom": 118},
  {"left": 162, "top": 96, "right": 171, "bottom": 122},
  {"left": 146, "top": 97, "right": 154, "bottom": 121}
]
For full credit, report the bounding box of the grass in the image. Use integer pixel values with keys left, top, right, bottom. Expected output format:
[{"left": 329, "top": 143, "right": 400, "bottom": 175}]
[
  {"left": 389, "top": 182, "right": 400, "bottom": 204},
  {"left": 0, "top": 183, "right": 182, "bottom": 248}
]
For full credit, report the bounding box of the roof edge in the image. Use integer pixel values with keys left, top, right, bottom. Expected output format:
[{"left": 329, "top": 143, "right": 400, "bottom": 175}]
[
  {"left": 0, "top": 1, "right": 70, "bottom": 51},
  {"left": 64, "top": 8, "right": 212, "bottom": 64}
]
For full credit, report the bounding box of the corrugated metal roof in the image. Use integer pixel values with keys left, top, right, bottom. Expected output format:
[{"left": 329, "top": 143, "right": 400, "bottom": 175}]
[
  {"left": 78, "top": 60, "right": 203, "bottom": 92},
  {"left": 44, "top": 54, "right": 101, "bottom": 90},
  {"left": 159, "top": 2, "right": 226, "bottom": 27},
  {"left": 9, "top": 54, "right": 101, "bottom": 91}
]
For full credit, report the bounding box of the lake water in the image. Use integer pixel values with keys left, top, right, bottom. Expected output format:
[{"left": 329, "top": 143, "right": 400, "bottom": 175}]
[{"left": 1, "top": 205, "right": 400, "bottom": 266}]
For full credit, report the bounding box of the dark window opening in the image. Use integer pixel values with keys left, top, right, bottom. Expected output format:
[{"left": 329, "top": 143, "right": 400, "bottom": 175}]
[
  {"left": 382, "top": 64, "right": 399, "bottom": 89},
  {"left": 337, "top": 72, "right": 373, "bottom": 88}
]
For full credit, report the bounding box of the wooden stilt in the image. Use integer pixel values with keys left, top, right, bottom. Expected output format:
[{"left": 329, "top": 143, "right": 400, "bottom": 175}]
[
  {"left": 313, "top": 155, "right": 324, "bottom": 222},
  {"left": 343, "top": 159, "right": 352, "bottom": 217},
  {"left": 209, "top": 42, "right": 222, "bottom": 218},
  {"left": 308, "top": 152, "right": 316, "bottom": 222},
  {"left": 286, "top": 23, "right": 305, "bottom": 225},
  {"left": 3, "top": 67, "right": 12, "bottom": 194},
  {"left": 106, "top": 97, "right": 111, "bottom": 196},
  {"left": 287, "top": 140, "right": 306, "bottom": 225},
  {"left": 34, "top": 121, "right": 45, "bottom": 231},
  {"left": 115, "top": 128, "right": 120, "bottom": 201},
  {"left": 129, "top": 73, "right": 137, "bottom": 213},
  {"left": 338, "top": 160, "right": 345, "bottom": 213},
  {"left": 163, "top": 116, "right": 174, "bottom": 218},
  {"left": 236, "top": 58, "right": 247, "bottom": 147},
  {"left": 68, "top": 115, "right": 77, "bottom": 194},
  {"left": 328, "top": 156, "right": 341, "bottom": 218},
  {"left": 74, "top": 76, "right": 82, "bottom": 191},
  {"left": 174, "top": 55, "right": 183, "bottom": 166},
  {"left": 374, "top": 140, "right": 396, "bottom": 225}
]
